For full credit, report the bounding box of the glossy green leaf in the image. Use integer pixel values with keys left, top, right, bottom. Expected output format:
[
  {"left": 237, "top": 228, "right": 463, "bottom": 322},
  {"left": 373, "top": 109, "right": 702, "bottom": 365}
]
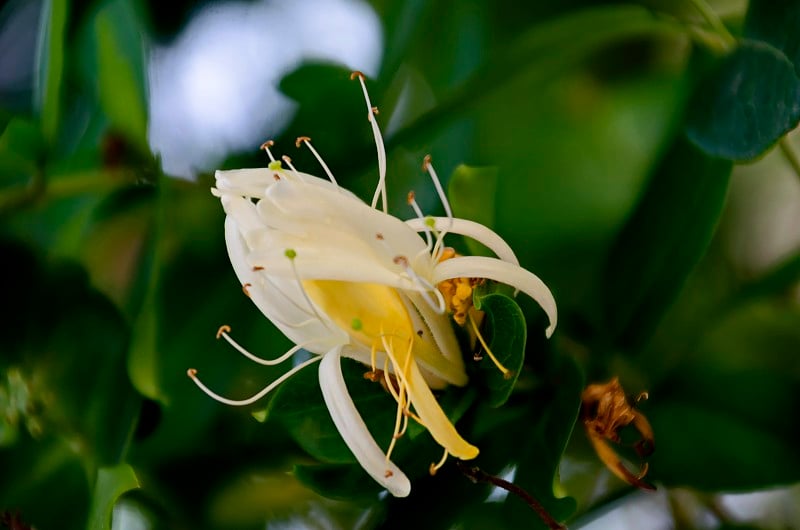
[
  {"left": 602, "top": 135, "right": 732, "bottom": 351},
  {"left": 34, "top": 0, "right": 68, "bottom": 144},
  {"left": 504, "top": 354, "right": 582, "bottom": 528},
  {"left": 472, "top": 290, "right": 527, "bottom": 408},
  {"left": 686, "top": 40, "right": 800, "bottom": 160},
  {"left": 745, "top": 0, "right": 800, "bottom": 72},
  {"left": 86, "top": 464, "right": 140, "bottom": 530}
]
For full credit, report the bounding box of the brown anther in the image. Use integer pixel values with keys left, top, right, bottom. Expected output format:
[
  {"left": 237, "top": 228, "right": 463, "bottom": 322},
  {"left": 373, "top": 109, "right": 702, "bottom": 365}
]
[
  {"left": 187, "top": 368, "right": 198, "bottom": 378},
  {"left": 384, "top": 470, "right": 393, "bottom": 478},
  {"left": 350, "top": 70, "right": 365, "bottom": 81},
  {"left": 393, "top": 255, "right": 409, "bottom": 267},
  {"left": 371, "top": 106, "right": 379, "bottom": 115},
  {"left": 392, "top": 433, "right": 403, "bottom": 440},
  {"left": 363, "top": 370, "right": 383, "bottom": 382},
  {"left": 242, "top": 283, "right": 252, "bottom": 297},
  {"left": 417, "top": 329, "right": 424, "bottom": 336},
  {"left": 216, "top": 325, "right": 231, "bottom": 339},
  {"left": 428, "top": 463, "right": 438, "bottom": 476},
  {"left": 282, "top": 155, "right": 292, "bottom": 164},
  {"left": 422, "top": 154, "right": 432, "bottom": 171},
  {"left": 273, "top": 173, "right": 281, "bottom": 181},
  {"left": 376, "top": 233, "right": 384, "bottom": 240},
  {"left": 407, "top": 191, "right": 416, "bottom": 204},
  {"left": 252, "top": 266, "right": 265, "bottom": 271},
  {"left": 260, "top": 140, "right": 274, "bottom": 150},
  {"left": 295, "top": 136, "right": 311, "bottom": 148}
]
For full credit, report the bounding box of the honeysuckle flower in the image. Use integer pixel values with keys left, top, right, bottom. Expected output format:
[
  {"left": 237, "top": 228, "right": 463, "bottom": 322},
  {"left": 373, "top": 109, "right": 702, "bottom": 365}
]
[{"left": 188, "top": 72, "right": 557, "bottom": 498}]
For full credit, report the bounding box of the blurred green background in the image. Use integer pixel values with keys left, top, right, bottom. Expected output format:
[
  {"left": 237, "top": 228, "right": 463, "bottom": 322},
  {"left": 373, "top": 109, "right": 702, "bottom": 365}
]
[{"left": 2, "top": 0, "right": 800, "bottom": 528}]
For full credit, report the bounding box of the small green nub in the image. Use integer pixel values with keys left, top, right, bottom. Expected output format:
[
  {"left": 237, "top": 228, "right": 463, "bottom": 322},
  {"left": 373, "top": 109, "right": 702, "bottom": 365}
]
[
  {"left": 268, "top": 160, "right": 283, "bottom": 170},
  {"left": 284, "top": 249, "right": 297, "bottom": 259},
  {"left": 425, "top": 216, "right": 436, "bottom": 227},
  {"left": 351, "top": 318, "right": 363, "bottom": 331}
]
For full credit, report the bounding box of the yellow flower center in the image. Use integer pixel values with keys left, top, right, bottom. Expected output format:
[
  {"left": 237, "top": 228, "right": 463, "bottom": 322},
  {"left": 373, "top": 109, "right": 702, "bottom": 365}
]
[{"left": 302, "top": 279, "right": 479, "bottom": 461}]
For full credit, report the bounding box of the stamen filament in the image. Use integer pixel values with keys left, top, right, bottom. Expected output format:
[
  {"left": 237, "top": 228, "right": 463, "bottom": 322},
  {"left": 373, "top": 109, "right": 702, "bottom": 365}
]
[
  {"left": 407, "top": 191, "right": 433, "bottom": 250},
  {"left": 186, "top": 355, "right": 322, "bottom": 406},
  {"left": 468, "top": 313, "right": 512, "bottom": 378},
  {"left": 216, "top": 325, "right": 319, "bottom": 366},
  {"left": 423, "top": 155, "right": 454, "bottom": 261},
  {"left": 296, "top": 136, "right": 338, "bottom": 186},
  {"left": 429, "top": 448, "right": 449, "bottom": 475},
  {"left": 281, "top": 155, "right": 302, "bottom": 181},
  {"left": 351, "top": 71, "right": 387, "bottom": 213},
  {"left": 260, "top": 140, "right": 276, "bottom": 162}
]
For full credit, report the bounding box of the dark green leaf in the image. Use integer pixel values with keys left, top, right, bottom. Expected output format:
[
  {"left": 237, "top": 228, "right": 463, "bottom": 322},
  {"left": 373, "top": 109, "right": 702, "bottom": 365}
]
[
  {"left": 602, "top": 134, "right": 731, "bottom": 351},
  {"left": 745, "top": 0, "right": 800, "bottom": 72},
  {"left": 86, "top": 464, "right": 140, "bottom": 530},
  {"left": 293, "top": 463, "right": 382, "bottom": 501},
  {"left": 504, "top": 354, "right": 582, "bottom": 528},
  {"left": 34, "top": 0, "right": 68, "bottom": 144},
  {"left": 472, "top": 290, "right": 527, "bottom": 408},
  {"left": 686, "top": 40, "right": 800, "bottom": 160}
]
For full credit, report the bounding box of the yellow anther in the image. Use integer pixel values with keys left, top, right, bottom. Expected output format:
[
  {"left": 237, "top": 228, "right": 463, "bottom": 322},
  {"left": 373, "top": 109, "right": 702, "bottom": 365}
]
[
  {"left": 429, "top": 448, "right": 449, "bottom": 476},
  {"left": 295, "top": 136, "right": 311, "bottom": 148},
  {"left": 216, "top": 325, "right": 231, "bottom": 339}
]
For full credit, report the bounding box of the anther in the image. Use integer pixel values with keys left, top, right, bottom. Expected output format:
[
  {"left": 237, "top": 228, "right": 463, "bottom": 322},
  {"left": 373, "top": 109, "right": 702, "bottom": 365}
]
[
  {"left": 407, "top": 191, "right": 415, "bottom": 204},
  {"left": 376, "top": 233, "right": 384, "bottom": 240},
  {"left": 282, "top": 155, "right": 292, "bottom": 164},
  {"left": 393, "top": 255, "right": 409, "bottom": 266},
  {"left": 350, "top": 70, "right": 365, "bottom": 81},
  {"left": 242, "top": 283, "right": 252, "bottom": 297},
  {"left": 187, "top": 368, "right": 198, "bottom": 378},
  {"left": 371, "top": 106, "right": 379, "bottom": 115},
  {"left": 252, "top": 266, "right": 264, "bottom": 271},
  {"left": 429, "top": 449, "right": 449, "bottom": 476},
  {"left": 384, "top": 470, "right": 393, "bottom": 478},
  {"left": 295, "top": 136, "right": 311, "bottom": 148},
  {"left": 422, "top": 154, "right": 432, "bottom": 171},
  {"left": 216, "top": 325, "right": 231, "bottom": 339},
  {"left": 273, "top": 173, "right": 281, "bottom": 181},
  {"left": 417, "top": 329, "right": 424, "bottom": 336},
  {"left": 260, "top": 140, "right": 274, "bottom": 150}
]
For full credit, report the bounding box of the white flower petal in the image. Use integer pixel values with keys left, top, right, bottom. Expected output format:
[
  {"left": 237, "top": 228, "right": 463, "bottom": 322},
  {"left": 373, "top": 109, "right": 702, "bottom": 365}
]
[
  {"left": 320, "top": 345, "right": 411, "bottom": 498},
  {"left": 433, "top": 256, "right": 557, "bottom": 338},
  {"left": 405, "top": 217, "right": 519, "bottom": 265}
]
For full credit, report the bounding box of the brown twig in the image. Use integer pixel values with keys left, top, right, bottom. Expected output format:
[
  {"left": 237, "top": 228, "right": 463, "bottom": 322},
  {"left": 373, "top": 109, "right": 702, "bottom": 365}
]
[{"left": 456, "top": 461, "right": 567, "bottom": 530}]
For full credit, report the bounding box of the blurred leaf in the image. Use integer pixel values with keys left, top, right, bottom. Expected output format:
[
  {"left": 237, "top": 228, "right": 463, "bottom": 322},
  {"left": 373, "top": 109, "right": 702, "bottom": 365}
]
[
  {"left": 728, "top": 250, "right": 800, "bottom": 309},
  {"left": 94, "top": 0, "right": 149, "bottom": 151},
  {"left": 0, "top": 118, "right": 43, "bottom": 192},
  {"left": 0, "top": 436, "right": 90, "bottom": 530},
  {"left": 293, "top": 462, "right": 382, "bottom": 501},
  {"left": 602, "top": 134, "right": 732, "bottom": 351},
  {"left": 686, "top": 40, "right": 800, "bottom": 160},
  {"left": 504, "top": 354, "right": 582, "bottom": 528},
  {"left": 448, "top": 164, "right": 498, "bottom": 257},
  {"left": 649, "top": 402, "right": 800, "bottom": 490},
  {"left": 86, "top": 464, "right": 140, "bottom": 530},
  {"left": 0, "top": 237, "right": 140, "bottom": 466},
  {"left": 472, "top": 290, "right": 527, "bottom": 408},
  {"left": 34, "top": 0, "right": 67, "bottom": 144},
  {"left": 744, "top": 0, "right": 800, "bottom": 71}
]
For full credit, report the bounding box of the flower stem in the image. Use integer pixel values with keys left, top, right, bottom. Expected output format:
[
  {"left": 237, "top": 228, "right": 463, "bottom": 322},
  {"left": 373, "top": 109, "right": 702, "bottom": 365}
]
[
  {"left": 685, "top": 0, "right": 736, "bottom": 49},
  {"left": 456, "top": 461, "right": 567, "bottom": 530},
  {"left": 779, "top": 137, "right": 800, "bottom": 183}
]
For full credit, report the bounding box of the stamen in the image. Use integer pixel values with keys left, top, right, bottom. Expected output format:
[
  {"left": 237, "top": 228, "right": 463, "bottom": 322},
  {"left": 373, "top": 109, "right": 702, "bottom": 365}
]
[
  {"left": 385, "top": 337, "right": 415, "bottom": 462},
  {"left": 187, "top": 355, "right": 321, "bottom": 406},
  {"left": 216, "top": 325, "right": 319, "bottom": 366},
  {"left": 281, "top": 155, "right": 302, "bottom": 180},
  {"left": 286, "top": 249, "right": 333, "bottom": 332},
  {"left": 260, "top": 140, "right": 276, "bottom": 162},
  {"left": 351, "top": 71, "right": 387, "bottom": 213},
  {"left": 429, "top": 448, "right": 449, "bottom": 476},
  {"left": 296, "top": 136, "right": 338, "bottom": 186},
  {"left": 242, "top": 283, "right": 252, "bottom": 297},
  {"left": 468, "top": 313, "right": 512, "bottom": 379},
  {"left": 407, "top": 191, "right": 433, "bottom": 250},
  {"left": 393, "top": 255, "right": 446, "bottom": 314},
  {"left": 423, "top": 155, "right": 453, "bottom": 261}
]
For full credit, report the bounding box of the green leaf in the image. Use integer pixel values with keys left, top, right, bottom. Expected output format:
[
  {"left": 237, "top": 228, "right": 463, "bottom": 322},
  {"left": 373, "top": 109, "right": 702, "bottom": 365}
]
[
  {"left": 472, "top": 290, "right": 527, "bottom": 408},
  {"left": 649, "top": 402, "right": 800, "bottom": 490},
  {"left": 86, "top": 464, "right": 140, "bottom": 530},
  {"left": 34, "top": 0, "right": 68, "bottom": 144},
  {"left": 448, "top": 164, "right": 499, "bottom": 257},
  {"left": 686, "top": 40, "right": 800, "bottom": 160},
  {"left": 0, "top": 118, "right": 43, "bottom": 186},
  {"left": 94, "top": 0, "right": 148, "bottom": 151},
  {"left": 293, "top": 463, "right": 382, "bottom": 501},
  {"left": 744, "top": 0, "right": 800, "bottom": 72},
  {"left": 602, "top": 134, "right": 732, "bottom": 351}
]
